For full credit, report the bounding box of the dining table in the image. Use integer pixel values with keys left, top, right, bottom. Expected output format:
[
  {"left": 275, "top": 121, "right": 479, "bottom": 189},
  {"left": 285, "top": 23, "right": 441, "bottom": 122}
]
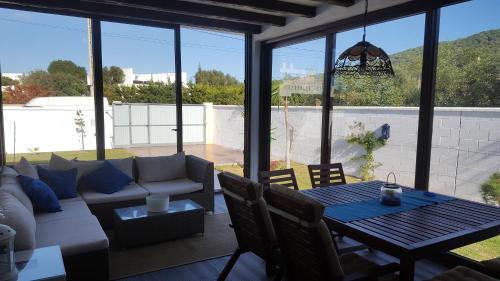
[{"left": 301, "top": 180, "right": 500, "bottom": 281}]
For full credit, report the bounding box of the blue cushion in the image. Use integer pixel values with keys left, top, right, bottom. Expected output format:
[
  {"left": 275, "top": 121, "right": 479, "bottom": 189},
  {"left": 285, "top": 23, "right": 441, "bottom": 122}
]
[
  {"left": 81, "top": 161, "right": 133, "bottom": 194},
  {"left": 17, "top": 175, "right": 61, "bottom": 213},
  {"left": 37, "top": 166, "right": 78, "bottom": 199}
]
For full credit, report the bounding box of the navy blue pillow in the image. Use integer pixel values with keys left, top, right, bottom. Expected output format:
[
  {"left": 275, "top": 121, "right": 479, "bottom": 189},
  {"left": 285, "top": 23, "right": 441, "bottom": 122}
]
[
  {"left": 37, "top": 166, "right": 78, "bottom": 199},
  {"left": 81, "top": 161, "right": 133, "bottom": 194},
  {"left": 17, "top": 175, "right": 61, "bottom": 212}
]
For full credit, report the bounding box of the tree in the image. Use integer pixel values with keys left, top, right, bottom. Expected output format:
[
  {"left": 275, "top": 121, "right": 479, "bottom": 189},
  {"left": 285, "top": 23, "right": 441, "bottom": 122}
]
[
  {"left": 49, "top": 72, "right": 89, "bottom": 96},
  {"left": 48, "top": 60, "right": 87, "bottom": 80},
  {"left": 194, "top": 66, "right": 241, "bottom": 86},
  {"left": 3, "top": 84, "right": 50, "bottom": 104},
  {"left": 1, "top": 76, "right": 19, "bottom": 86},
  {"left": 103, "top": 66, "right": 125, "bottom": 85}
]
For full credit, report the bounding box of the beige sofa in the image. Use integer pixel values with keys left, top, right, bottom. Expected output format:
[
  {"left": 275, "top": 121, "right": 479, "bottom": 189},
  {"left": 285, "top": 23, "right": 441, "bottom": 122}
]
[{"left": 0, "top": 153, "right": 214, "bottom": 281}]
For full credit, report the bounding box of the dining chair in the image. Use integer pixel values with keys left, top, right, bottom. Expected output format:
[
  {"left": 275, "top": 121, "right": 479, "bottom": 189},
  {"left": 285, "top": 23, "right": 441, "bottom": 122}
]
[
  {"left": 258, "top": 168, "right": 299, "bottom": 190},
  {"left": 308, "top": 163, "right": 346, "bottom": 188},
  {"left": 482, "top": 257, "right": 500, "bottom": 279},
  {"left": 217, "top": 172, "right": 281, "bottom": 281},
  {"left": 428, "top": 266, "right": 499, "bottom": 281},
  {"left": 264, "top": 184, "right": 399, "bottom": 281}
]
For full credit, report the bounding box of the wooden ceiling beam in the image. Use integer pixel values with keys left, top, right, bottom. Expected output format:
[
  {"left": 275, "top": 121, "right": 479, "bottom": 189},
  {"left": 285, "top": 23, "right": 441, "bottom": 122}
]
[
  {"left": 0, "top": 0, "right": 262, "bottom": 33},
  {"left": 308, "top": 0, "right": 355, "bottom": 7},
  {"left": 193, "top": 0, "right": 316, "bottom": 18},
  {"left": 84, "top": 0, "right": 286, "bottom": 26}
]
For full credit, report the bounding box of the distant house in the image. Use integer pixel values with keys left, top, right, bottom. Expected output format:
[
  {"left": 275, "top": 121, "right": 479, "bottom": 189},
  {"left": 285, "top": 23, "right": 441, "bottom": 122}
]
[{"left": 120, "top": 68, "right": 187, "bottom": 86}]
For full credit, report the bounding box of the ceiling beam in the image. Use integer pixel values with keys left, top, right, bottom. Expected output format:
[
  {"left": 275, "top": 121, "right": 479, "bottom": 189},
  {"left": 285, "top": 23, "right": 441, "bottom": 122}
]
[
  {"left": 308, "top": 0, "right": 355, "bottom": 7},
  {"left": 85, "top": 0, "right": 286, "bottom": 26},
  {"left": 194, "top": 0, "right": 316, "bottom": 18},
  {"left": 0, "top": 0, "right": 262, "bottom": 33}
]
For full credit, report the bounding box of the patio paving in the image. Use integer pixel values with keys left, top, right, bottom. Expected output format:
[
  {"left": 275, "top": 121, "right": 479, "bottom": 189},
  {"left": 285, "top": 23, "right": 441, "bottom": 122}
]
[{"left": 126, "top": 144, "right": 243, "bottom": 166}]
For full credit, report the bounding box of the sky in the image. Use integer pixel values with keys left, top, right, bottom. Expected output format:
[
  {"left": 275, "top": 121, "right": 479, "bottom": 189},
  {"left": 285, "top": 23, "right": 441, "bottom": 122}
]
[{"left": 0, "top": 0, "right": 498, "bottom": 82}]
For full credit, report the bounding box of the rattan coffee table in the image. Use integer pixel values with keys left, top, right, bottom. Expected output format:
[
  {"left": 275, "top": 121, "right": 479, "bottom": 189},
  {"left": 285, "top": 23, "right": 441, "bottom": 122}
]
[{"left": 113, "top": 199, "right": 205, "bottom": 248}]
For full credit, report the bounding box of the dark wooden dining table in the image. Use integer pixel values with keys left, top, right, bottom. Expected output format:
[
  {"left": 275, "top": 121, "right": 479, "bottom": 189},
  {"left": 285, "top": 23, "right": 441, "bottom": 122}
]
[{"left": 302, "top": 180, "right": 500, "bottom": 281}]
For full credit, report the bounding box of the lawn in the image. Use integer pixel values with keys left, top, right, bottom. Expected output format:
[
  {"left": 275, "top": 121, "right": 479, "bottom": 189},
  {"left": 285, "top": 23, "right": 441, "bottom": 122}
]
[
  {"left": 216, "top": 162, "right": 500, "bottom": 261},
  {"left": 6, "top": 149, "right": 134, "bottom": 164}
]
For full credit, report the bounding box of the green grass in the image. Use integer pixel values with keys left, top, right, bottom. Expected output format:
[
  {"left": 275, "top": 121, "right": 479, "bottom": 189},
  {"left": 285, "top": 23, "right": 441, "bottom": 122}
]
[
  {"left": 452, "top": 236, "right": 500, "bottom": 261},
  {"left": 216, "top": 162, "right": 500, "bottom": 261},
  {"left": 6, "top": 149, "right": 134, "bottom": 164}
]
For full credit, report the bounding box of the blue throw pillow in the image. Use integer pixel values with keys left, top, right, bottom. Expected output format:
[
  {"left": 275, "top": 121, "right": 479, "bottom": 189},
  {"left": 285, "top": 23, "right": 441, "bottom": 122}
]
[
  {"left": 37, "top": 166, "right": 78, "bottom": 199},
  {"left": 17, "top": 175, "right": 61, "bottom": 212},
  {"left": 81, "top": 161, "right": 133, "bottom": 194}
]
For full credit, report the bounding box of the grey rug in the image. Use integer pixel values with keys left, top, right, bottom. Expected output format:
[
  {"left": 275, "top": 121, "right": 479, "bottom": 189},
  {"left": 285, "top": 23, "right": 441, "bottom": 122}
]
[{"left": 109, "top": 213, "right": 236, "bottom": 280}]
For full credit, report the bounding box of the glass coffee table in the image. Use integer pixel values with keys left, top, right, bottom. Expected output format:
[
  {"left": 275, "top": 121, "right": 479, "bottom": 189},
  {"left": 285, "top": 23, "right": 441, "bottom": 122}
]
[
  {"left": 15, "top": 246, "right": 66, "bottom": 281},
  {"left": 113, "top": 199, "right": 205, "bottom": 248}
]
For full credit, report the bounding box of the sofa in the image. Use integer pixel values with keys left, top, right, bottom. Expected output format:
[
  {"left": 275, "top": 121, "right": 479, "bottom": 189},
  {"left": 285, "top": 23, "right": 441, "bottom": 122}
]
[{"left": 0, "top": 152, "right": 214, "bottom": 281}]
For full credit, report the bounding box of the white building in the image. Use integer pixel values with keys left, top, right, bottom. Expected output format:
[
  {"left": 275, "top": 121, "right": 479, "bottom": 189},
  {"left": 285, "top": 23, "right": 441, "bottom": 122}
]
[{"left": 121, "top": 67, "right": 187, "bottom": 86}]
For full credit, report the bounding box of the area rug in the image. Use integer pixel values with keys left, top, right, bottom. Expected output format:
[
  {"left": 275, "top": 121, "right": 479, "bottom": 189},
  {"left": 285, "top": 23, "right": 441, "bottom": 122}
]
[{"left": 108, "top": 213, "right": 236, "bottom": 280}]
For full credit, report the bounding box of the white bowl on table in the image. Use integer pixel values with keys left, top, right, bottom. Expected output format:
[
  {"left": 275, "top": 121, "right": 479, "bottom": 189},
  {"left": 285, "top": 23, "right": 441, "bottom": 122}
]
[{"left": 146, "top": 195, "right": 170, "bottom": 212}]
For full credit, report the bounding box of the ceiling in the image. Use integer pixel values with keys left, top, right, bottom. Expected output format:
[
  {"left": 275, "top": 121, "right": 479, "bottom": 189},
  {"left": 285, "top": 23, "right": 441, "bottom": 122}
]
[{"left": 0, "top": 0, "right": 357, "bottom": 34}]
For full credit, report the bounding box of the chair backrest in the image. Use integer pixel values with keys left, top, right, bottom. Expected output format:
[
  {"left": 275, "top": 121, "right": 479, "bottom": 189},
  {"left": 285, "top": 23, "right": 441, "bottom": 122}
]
[
  {"left": 265, "top": 184, "right": 344, "bottom": 281},
  {"left": 308, "top": 163, "right": 346, "bottom": 188},
  {"left": 217, "top": 172, "right": 277, "bottom": 260},
  {"left": 258, "top": 168, "right": 299, "bottom": 190}
]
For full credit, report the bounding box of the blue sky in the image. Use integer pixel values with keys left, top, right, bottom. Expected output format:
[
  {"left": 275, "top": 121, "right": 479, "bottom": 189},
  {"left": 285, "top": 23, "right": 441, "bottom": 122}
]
[{"left": 0, "top": 0, "right": 498, "bottom": 81}]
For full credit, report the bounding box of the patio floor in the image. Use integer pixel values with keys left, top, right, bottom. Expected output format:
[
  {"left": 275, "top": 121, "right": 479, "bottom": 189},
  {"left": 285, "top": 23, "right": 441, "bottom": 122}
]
[{"left": 127, "top": 144, "right": 243, "bottom": 166}]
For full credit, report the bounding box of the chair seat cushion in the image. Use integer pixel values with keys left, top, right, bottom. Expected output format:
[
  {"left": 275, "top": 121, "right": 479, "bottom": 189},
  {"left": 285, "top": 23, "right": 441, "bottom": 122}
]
[
  {"left": 140, "top": 178, "right": 203, "bottom": 196},
  {"left": 428, "top": 266, "right": 500, "bottom": 281},
  {"left": 36, "top": 215, "right": 109, "bottom": 256},
  {"left": 80, "top": 183, "right": 149, "bottom": 205},
  {"left": 35, "top": 197, "right": 92, "bottom": 223}
]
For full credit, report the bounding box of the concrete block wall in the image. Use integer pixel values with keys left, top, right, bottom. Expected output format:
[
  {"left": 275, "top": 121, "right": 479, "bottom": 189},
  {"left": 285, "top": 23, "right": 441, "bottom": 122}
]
[{"left": 211, "top": 105, "right": 500, "bottom": 202}]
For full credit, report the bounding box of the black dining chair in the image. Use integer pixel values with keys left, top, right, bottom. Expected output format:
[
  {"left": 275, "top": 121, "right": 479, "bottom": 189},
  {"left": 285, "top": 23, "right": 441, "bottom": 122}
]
[
  {"left": 258, "top": 168, "right": 299, "bottom": 190},
  {"left": 217, "top": 172, "right": 282, "bottom": 281},
  {"left": 308, "top": 163, "right": 346, "bottom": 188},
  {"left": 264, "top": 184, "right": 399, "bottom": 281}
]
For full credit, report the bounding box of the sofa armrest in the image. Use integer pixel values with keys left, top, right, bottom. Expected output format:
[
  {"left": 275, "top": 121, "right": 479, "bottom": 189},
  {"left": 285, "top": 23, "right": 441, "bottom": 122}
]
[{"left": 186, "top": 155, "right": 214, "bottom": 193}]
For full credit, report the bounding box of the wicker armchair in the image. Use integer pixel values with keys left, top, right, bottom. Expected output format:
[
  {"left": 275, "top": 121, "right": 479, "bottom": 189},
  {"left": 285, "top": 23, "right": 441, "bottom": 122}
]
[
  {"left": 308, "top": 163, "right": 346, "bottom": 188},
  {"left": 258, "top": 168, "right": 299, "bottom": 190},
  {"left": 264, "top": 184, "right": 398, "bottom": 281},
  {"left": 217, "top": 172, "right": 281, "bottom": 281}
]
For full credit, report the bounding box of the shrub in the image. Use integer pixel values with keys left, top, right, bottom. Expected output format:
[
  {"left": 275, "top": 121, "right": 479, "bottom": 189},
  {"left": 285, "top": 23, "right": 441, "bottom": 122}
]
[{"left": 480, "top": 172, "right": 500, "bottom": 205}]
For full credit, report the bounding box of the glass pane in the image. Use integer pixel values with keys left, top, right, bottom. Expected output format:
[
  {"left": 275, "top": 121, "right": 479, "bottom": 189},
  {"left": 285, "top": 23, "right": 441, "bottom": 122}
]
[
  {"left": 0, "top": 9, "right": 95, "bottom": 163},
  {"left": 331, "top": 14, "right": 425, "bottom": 187},
  {"left": 430, "top": 0, "right": 500, "bottom": 261},
  {"left": 181, "top": 28, "right": 245, "bottom": 177},
  {"left": 271, "top": 38, "right": 326, "bottom": 189},
  {"left": 101, "top": 22, "right": 175, "bottom": 159}
]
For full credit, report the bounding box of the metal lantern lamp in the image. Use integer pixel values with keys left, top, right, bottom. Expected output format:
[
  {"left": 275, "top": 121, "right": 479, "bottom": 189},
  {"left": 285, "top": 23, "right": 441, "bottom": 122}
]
[
  {"left": 333, "top": 0, "right": 395, "bottom": 77},
  {"left": 380, "top": 172, "right": 402, "bottom": 206},
  {"left": 0, "top": 224, "right": 18, "bottom": 281}
]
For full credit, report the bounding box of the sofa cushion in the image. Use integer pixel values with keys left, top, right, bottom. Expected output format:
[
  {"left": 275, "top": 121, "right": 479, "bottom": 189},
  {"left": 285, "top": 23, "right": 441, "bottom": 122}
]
[
  {"left": 37, "top": 166, "right": 78, "bottom": 199},
  {"left": 81, "top": 161, "right": 133, "bottom": 194},
  {"left": 36, "top": 215, "right": 109, "bottom": 256},
  {"left": 80, "top": 183, "right": 149, "bottom": 205},
  {"left": 49, "top": 154, "right": 101, "bottom": 182},
  {"left": 14, "top": 157, "right": 39, "bottom": 179},
  {"left": 136, "top": 152, "right": 186, "bottom": 183},
  {"left": 0, "top": 191, "right": 36, "bottom": 251},
  {"left": 1, "top": 166, "right": 19, "bottom": 178},
  {"left": 35, "top": 197, "right": 92, "bottom": 223},
  {"left": 140, "top": 178, "right": 203, "bottom": 196},
  {"left": 108, "top": 157, "right": 134, "bottom": 179},
  {"left": 18, "top": 175, "right": 61, "bottom": 213},
  {"left": 0, "top": 180, "right": 34, "bottom": 215}
]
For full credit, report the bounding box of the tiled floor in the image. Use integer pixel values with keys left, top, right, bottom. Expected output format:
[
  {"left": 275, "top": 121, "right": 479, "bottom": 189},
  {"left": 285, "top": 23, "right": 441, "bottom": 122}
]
[{"left": 119, "top": 194, "right": 452, "bottom": 281}]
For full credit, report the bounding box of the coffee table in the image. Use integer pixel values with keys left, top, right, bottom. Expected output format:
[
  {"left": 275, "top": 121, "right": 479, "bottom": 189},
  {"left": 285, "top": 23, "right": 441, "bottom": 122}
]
[{"left": 113, "top": 199, "right": 205, "bottom": 248}]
